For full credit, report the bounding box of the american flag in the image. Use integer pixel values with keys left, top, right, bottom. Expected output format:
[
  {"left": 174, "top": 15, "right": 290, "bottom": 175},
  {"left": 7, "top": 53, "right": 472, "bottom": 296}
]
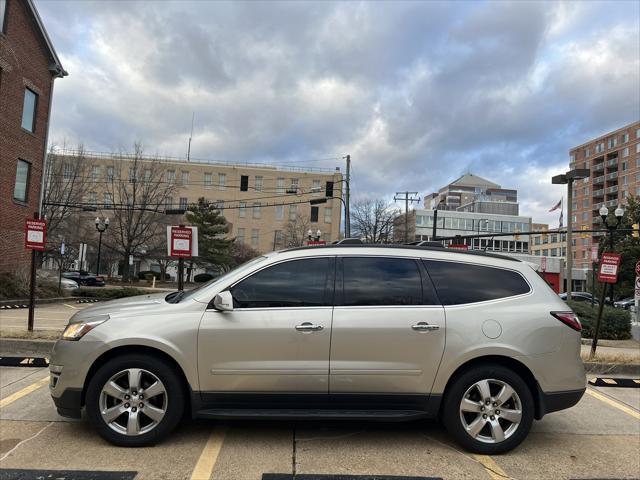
[{"left": 549, "top": 199, "right": 562, "bottom": 212}]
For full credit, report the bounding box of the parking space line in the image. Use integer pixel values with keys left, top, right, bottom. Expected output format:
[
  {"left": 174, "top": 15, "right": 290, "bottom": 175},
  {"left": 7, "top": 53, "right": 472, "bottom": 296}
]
[
  {"left": 586, "top": 388, "right": 640, "bottom": 419},
  {"left": 63, "top": 304, "right": 79, "bottom": 310},
  {"left": 0, "top": 376, "right": 49, "bottom": 408},
  {"left": 473, "top": 454, "right": 511, "bottom": 479},
  {"left": 189, "top": 426, "right": 227, "bottom": 480}
]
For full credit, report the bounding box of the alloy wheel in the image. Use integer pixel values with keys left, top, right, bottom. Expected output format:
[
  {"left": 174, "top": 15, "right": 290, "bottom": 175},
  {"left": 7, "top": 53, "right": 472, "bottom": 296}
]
[
  {"left": 459, "top": 378, "right": 522, "bottom": 444},
  {"left": 99, "top": 368, "right": 168, "bottom": 436}
]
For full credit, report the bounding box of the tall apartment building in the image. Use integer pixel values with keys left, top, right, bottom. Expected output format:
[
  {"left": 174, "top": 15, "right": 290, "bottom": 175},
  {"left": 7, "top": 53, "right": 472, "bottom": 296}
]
[
  {"left": 424, "top": 173, "right": 519, "bottom": 215},
  {"left": 0, "top": 0, "right": 67, "bottom": 273},
  {"left": 48, "top": 151, "right": 343, "bottom": 254},
  {"left": 569, "top": 121, "right": 640, "bottom": 269}
]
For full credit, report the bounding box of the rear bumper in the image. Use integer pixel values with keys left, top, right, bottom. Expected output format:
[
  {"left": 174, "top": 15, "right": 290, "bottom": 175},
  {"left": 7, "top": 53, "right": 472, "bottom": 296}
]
[{"left": 535, "top": 386, "right": 585, "bottom": 419}]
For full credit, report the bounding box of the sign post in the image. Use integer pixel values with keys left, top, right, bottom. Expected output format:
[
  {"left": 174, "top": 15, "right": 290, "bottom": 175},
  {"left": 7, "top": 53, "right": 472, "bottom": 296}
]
[
  {"left": 590, "top": 252, "right": 622, "bottom": 357},
  {"left": 167, "top": 226, "right": 197, "bottom": 291},
  {"left": 24, "top": 215, "right": 47, "bottom": 332}
]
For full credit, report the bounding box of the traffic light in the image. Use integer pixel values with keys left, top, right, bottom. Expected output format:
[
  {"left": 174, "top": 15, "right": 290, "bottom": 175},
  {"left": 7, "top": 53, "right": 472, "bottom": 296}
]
[
  {"left": 325, "top": 181, "right": 334, "bottom": 198},
  {"left": 633, "top": 223, "right": 639, "bottom": 238},
  {"left": 581, "top": 225, "right": 589, "bottom": 239}
]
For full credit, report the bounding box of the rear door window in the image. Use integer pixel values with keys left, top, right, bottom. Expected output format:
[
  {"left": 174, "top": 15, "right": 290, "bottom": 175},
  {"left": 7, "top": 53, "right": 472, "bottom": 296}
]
[
  {"left": 230, "top": 258, "right": 332, "bottom": 308},
  {"left": 423, "top": 260, "right": 530, "bottom": 305},
  {"left": 342, "top": 257, "right": 423, "bottom": 306}
]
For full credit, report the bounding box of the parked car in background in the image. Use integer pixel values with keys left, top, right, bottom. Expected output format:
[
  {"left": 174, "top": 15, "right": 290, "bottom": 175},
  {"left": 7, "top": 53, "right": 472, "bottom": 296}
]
[
  {"left": 59, "top": 278, "right": 79, "bottom": 290},
  {"left": 614, "top": 298, "right": 635, "bottom": 310},
  {"left": 62, "top": 271, "right": 105, "bottom": 287},
  {"left": 49, "top": 244, "right": 585, "bottom": 454},
  {"left": 559, "top": 292, "right": 598, "bottom": 304}
]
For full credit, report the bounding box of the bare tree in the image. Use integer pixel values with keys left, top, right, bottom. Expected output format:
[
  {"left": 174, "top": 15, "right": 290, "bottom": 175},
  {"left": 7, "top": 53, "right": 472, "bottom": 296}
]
[
  {"left": 285, "top": 213, "right": 311, "bottom": 247},
  {"left": 104, "top": 143, "right": 177, "bottom": 281},
  {"left": 42, "top": 144, "right": 93, "bottom": 261},
  {"left": 351, "top": 199, "right": 399, "bottom": 243}
]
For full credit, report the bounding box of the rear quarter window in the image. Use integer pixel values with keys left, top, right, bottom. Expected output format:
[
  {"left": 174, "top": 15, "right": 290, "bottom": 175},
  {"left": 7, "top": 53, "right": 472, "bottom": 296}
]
[{"left": 422, "top": 259, "right": 530, "bottom": 305}]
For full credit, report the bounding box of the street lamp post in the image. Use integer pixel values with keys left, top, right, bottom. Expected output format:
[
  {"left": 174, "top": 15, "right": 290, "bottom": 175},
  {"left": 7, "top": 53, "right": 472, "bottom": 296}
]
[
  {"left": 551, "top": 168, "right": 590, "bottom": 300},
  {"left": 599, "top": 205, "right": 625, "bottom": 302},
  {"left": 307, "top": 229, "right": 322, "bottom": 242},
  {"left": 432, "top": 200, "right": 445, "bottom": 240},
  {"left": 95, "top": 217, "right": 110, "bottom": 276}
]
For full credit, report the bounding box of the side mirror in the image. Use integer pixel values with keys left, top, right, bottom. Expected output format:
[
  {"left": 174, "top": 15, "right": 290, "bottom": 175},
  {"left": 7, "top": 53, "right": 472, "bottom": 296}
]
[{"left": 212, "top": 291, "right": 234, "bottom": 311}]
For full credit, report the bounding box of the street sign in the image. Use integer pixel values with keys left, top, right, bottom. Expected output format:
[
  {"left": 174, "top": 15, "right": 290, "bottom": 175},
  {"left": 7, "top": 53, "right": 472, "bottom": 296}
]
[
  {"left": 169, "top": 226, "right": 192, "bottom": 258},
  {"left": 166, "top": 226, "right": 199, "bottom": 258},
  {"left": 541, "top": 256, "right": 547, "bottom": 272},
  {"left": 635, "top": 261, "right": 640, "bottom": 276},
  {"left": 597, "top": 252, "right": 622, "bottom": 284},
  {"left": 307, "top": 240, "right": 327, "bottom": 246},
  {"left": 591, "top": 245, "right": 599, "bottom": 263},
  {"left": 24, "top": 219, "right": 46, "bottom": 251}
]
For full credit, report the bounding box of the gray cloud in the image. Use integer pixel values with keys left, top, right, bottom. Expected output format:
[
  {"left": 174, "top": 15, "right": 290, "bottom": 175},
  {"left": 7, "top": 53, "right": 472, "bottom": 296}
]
[{"left": 38, "top": 0, "right": 639, "bottom": 225}]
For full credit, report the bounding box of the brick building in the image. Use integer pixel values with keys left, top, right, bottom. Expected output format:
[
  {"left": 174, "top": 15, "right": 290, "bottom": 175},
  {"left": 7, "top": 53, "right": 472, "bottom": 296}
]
[
  {"left": 569, "top": 121, "right": 640, "bottom": 270},
  {"left": 0, "top": 0, "right": 67, "bottom": 273}
]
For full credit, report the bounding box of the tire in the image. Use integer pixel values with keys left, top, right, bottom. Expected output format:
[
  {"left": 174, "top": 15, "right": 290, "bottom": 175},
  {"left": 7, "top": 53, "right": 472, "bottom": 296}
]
[
  {"left": 442, "top": 364, "right": 534, "bottom": 454},
  {"left": 86, "top": 354, "right": 185, "bottom": 447}
]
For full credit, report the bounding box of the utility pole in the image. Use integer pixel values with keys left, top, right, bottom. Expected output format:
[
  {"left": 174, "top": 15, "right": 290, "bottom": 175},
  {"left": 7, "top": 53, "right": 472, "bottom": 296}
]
[
  {"left": 345, "top": 155, "right": 351, "bottom": 238},
  {"left": 187, "top": 112, "right": 194, "bottom": 162},
  {"left": 394, "top": 191, "right": 420, "bottom": 243}
]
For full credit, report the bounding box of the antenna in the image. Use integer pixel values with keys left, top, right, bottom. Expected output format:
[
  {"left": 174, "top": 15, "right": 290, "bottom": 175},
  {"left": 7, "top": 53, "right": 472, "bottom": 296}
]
[{"left": 187, "top": 112, "right": 195, "bottom": 162}]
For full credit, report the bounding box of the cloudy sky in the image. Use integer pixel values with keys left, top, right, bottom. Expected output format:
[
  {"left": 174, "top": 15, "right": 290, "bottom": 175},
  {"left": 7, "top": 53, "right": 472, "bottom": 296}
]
[{"left": 38, "top": 0, "right": 639, "bottom": 225}]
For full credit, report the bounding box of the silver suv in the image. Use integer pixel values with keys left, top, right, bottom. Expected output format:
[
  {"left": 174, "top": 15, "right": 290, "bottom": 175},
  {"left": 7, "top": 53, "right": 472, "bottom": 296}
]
[{"left": 49, "top": 245, "right": 585, "bottom": 454}]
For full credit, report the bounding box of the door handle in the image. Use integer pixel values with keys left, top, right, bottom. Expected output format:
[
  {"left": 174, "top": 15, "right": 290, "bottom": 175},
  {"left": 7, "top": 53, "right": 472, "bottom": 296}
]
[
  {"left": 412, "top": 322, "right": 440, "bottom": 332},
  {"left": 295, "top": 322, "right": 324, "bottom": 332}
]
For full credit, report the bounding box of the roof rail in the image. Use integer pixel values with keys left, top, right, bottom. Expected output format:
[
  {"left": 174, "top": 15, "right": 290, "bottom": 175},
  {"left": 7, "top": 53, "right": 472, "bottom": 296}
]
[
  {"left": 332, "top": 238, "right": 363, "bottom": 245},
  {"left": 406, "top": 240, "right": 444, "bottom": 248}
]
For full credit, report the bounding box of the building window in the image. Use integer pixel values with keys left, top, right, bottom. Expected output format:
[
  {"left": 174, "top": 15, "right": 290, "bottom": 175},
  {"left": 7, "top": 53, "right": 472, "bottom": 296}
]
[
  {"left": 255, "top": 176, "right": 263, "bottom": 192},
  {"left": 582, "top": 199, "right": 589, "bottom": 208},
  {"left": 166, "top": 170, "right": 175, "bottom": 184},
  {"left": 310, "top": 206, "right": 319, "bottom": 223},
  {"left": 106, "top": 166, "right": 114, "bottom": 181},
  {"left": 622, "top": 133, "right": 629, "bottom": 143},
  {"left": 179, "top": 197, "right": 188, "bottom": 210},
  {"left": 237, "top": 201, "right": 246, "bottom": 218},
  {"left": 275, "top": 205, "right": 284, "bottom": 220},
  {"left": 237, "top": 228, "right": 245, "bottom": 244},
  {"left": 622, "top": 161, "right": 628, "bottom": 171},
  {"left": 144, "top": 169, "right": 151, "bottom": 182},
  {"left": 290, "top": 178, "right": 299, "bottom": 193},
  {"left": 21, "top": 88, "right": 37, "bottom": 132},
  {"left": 216, "top": 200, "right": 224, "bottom": 211},
  {"left": 324, "top": 207, "right": 332, "bottom": 224},
  {"left": 13, "top": 159, "right": 30, "bottom": 202},
  {"left": 240, "top": 175, "right": 248, "bottom": 191},
  {"left": 289, "top": 204, "right": 297, "bottom": 220},
  {"left": 204, "top": 173, "right": 212, "bottom": 187},
  {"left": 636, "top": 128, "right": 640, "bottom": 138},
  {"left": 253, "top": 202, "right": 261, "bottom": 219},
  {"left": 622, "top": 147, "right": 629, "bottom": 158},
  {"left": 181, "top": 171, "right": 189, "bottom": 185},
  {"left": 129, "top": 168, "right": 136, "bottom": 182},
  {"left": 218, "top": 173, "right": 226, "bottom": 190},
  {"left": 583, "top": 187, "right": 589, "bottom": 195},
  {"left": 103, "top": 192, "right": 112, "bottom": 207},
  {"left": 312, "top": 180, "right": 321, "bottom": 196},
  {"left": 251, "top": 229, "right": 259, "bottom": 248},
  {"left": 277, "top": 177, "right": 285, "bottom": 194},
  {"left": 92, "top": 165, "right": 100, "bottom": 181},
  {"left": 87, "top": 191, "right": 97, "bottom": 206},
  {"left": 607, "top": 137, "right": 617, "bottom": 149},
  {"left": 583, "top": 147, "right": 590, "bottom": 157},
  {"left": 63, "top": 163, "right": 72, "bottom": 180},
  {"left": 582, "top": 212, "right": 588, "bottom": 221},
  {"left": 542, "top": 249, "right": 548, "bottom": 256},
  {"left": 622, "top": 175, "right": 627, "bottom": 185},
  {"left": 165, "top": 196, "right": 173, "bottom": 208},
  {"left": 636, "top": 144, "right": 640, "bottom": 154}
]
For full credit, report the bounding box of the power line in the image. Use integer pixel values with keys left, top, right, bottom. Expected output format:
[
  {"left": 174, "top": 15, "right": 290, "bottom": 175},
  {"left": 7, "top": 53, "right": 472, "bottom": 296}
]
[{"left": 394, "top": 191, "right": 421, "bottom": 243}]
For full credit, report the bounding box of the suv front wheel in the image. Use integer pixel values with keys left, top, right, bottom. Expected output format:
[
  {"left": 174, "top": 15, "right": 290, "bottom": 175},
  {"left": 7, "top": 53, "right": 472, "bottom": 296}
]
[
  {"left": 442, "top": 364, "right": 534, "bottom": 454},
  {"left": 86, "top": 354, "right": 185, "bottom": 447}
]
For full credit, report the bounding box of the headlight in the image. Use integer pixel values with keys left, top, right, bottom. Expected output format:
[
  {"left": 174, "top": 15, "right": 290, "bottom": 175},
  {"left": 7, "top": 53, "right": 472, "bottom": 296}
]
[{"left": 61, "top": 315, "right": 109, "bottom": 341}]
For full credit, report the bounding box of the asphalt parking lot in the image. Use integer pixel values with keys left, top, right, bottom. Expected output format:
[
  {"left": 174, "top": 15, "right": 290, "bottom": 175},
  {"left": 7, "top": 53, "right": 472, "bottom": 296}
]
[{"left": 0, "top": 365, "right": 639, "bottom": 480}]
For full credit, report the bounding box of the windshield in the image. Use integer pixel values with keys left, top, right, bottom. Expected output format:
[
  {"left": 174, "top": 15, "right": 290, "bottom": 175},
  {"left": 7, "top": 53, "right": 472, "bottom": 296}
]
[{"left": 170, "top": 255, "right": 268, "bottom": 303}]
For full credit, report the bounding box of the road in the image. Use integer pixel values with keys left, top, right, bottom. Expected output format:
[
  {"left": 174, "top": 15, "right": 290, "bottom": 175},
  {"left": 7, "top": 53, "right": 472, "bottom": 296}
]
[{"left": 1, "top": 365, "right": 639, "bottom": 480}]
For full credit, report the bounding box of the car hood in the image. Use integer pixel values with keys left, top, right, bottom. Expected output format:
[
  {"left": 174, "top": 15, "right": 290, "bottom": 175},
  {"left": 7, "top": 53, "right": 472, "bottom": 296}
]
[{"left": 69, "top": 292, "right": 170, "bottom": 323}]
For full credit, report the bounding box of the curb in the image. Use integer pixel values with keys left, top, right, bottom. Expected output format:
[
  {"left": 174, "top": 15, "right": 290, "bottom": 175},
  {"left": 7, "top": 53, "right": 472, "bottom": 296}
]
[
  {"left": 0, "top": 338, "right": 55, "bottom": 356},
  {"left": 0, "top": 297, "right": 102, "bottom": 309},
  {"left": 584, "top": 362, "right": 640, "bottom": 375}
]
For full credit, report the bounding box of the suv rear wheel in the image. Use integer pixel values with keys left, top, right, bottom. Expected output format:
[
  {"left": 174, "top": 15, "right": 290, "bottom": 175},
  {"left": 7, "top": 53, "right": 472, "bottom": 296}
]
[
  {"left": 442, "top": 364, "right": 534, "bottom": 454},
  {"left": 86, "top": 354, "right": 185, "bottom": 447}
]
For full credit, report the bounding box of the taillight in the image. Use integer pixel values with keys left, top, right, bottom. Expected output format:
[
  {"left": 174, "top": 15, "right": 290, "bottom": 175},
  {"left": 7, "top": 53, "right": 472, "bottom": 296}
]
[{"left": 551, "top": 311, "right": 582, "bottom": 331}]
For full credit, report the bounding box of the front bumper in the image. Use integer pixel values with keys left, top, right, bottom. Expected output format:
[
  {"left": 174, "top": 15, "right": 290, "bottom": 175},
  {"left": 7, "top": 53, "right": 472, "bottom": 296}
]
[{"left": 52, "top": 388, "right": 83, "bottom": 418}]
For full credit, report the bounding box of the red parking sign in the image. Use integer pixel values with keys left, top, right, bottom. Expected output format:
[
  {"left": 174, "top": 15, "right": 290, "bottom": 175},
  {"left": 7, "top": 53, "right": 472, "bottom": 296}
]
[
  {"left": 24, "top": 219, "right": 47, "bottom": 251},
  {"left": 598, "top": 252, "right": 622, "bottom": 284},
  {"left": 170, "top": 227, "right": 192, "bottom": 258}
]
